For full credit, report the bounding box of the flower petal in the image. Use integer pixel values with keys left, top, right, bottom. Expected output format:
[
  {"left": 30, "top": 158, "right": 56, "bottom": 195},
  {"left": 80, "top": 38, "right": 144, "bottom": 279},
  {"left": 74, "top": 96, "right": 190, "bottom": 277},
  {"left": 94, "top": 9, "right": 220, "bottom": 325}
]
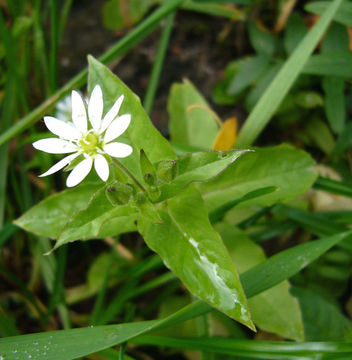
[
  {"left": 103, "top": 142, "right": 133, "bottom": 158},
  {"left": 66, "top": 157, "right": 93, "bottom": 187},
  {"left": 100, "top": 94, "right": 124, "bottom": 133},
  {"left": 33, "top": 138, "right": 77, "bottom": 154},
  {"left": 44, "top": 116, "right": 81, "bottom": 141},
  {"left": 104, "top": 114, "right": 131, "bottom": 143},
  {"left": 88, "top": 85, "right": 104, "bottom": 132},
  {"left": 39, "top": 153, "right": 79, "bottom": 177},
  {"left": 94, "top": 154, "right": 109, "bottom": 181},
  {"left": 71, "top": 90, "right": 87, "bottom": 133}
]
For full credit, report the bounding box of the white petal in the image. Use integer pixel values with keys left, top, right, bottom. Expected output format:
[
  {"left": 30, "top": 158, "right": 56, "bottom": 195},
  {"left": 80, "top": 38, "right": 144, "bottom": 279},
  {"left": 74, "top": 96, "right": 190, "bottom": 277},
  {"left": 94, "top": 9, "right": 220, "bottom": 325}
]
[
  {"left": 104, "top": 142, "right": 133, "bottom": 158},
  {"left": 44, "top": 116, "right": 81, "bottom": 141},
  {"left": 71, "top": 90, "right": 87, "bottom": 133},
  {"left": 104, "top": 114, "right": 131, "bottom": 143},
  {"left": 39, "top": 153, "right": 79, "bottom": 177},
  {"left": 88, "top": 85, "right": 103, "bottom": 132},
  {"left": 33, "top": 138, "right": 77, "bottom": 154},
  {"left": 94, "top": 154, "right": 109, "bottom": 181},
  {"left": 100, "top": 94, "right": 124, "bottom": 133},
  {"left": 66, "top": 157, "right": 93, "bottom": 187}
]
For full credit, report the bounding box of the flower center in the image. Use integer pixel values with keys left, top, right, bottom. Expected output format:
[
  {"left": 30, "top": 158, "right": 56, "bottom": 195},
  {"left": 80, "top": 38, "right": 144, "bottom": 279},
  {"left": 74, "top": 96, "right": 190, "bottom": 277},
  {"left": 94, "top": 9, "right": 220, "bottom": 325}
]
[{"left": 79, "top": 133, "right": 102, "bottom": 156}]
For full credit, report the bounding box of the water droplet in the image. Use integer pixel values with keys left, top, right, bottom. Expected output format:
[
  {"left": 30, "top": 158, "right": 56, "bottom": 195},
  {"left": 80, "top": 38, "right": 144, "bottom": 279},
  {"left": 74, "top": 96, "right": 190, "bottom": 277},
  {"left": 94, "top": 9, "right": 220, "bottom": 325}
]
[
  {"left": 12, "top": 350, "right": 17, "bottom": 354},
  {"left": 28, "top": 355, "right": 32, "bottom": 359},
  {"left": 33, "top": 341, "right": 38, "bottom": 346}
]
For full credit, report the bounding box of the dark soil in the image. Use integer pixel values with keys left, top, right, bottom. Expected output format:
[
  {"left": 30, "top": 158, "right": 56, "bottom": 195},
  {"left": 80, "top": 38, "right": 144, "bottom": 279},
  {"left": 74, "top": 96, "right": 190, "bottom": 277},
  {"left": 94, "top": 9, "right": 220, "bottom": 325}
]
[{"left": 60, "top": 0, "right": 251, "bottom": 137}]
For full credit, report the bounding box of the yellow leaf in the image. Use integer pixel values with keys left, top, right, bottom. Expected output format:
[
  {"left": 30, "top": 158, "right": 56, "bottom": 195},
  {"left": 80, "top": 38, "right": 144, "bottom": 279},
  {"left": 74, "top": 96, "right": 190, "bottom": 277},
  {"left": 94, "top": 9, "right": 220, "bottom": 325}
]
[{"left": 211, "top": 117, "right": 238, "bottom": 151}]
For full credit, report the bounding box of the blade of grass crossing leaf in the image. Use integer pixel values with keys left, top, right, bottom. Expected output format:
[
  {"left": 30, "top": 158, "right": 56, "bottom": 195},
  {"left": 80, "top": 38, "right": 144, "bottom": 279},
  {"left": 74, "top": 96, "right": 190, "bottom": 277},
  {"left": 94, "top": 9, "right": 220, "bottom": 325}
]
[
  {"left": 235, "top": 0, "right": 344, "bottom": 147},
  {"left": 0, "top": 0, "right": 184, "bottom": 147},
  {"left": 0, "top": 232, "right": 349, "bottom": 359},
  {"left": 143, "top": 12, "right": 175, "bottom": 114},
  {"left": 241, "top": 231, "right": 352, "bottom": 298}
]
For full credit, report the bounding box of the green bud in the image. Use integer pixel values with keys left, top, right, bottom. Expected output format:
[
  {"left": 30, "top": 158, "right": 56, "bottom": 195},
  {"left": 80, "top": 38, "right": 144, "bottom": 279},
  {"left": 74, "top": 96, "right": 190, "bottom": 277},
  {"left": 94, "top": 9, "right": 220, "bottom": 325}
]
[
  {"left": 156, "top": 159, "right": 178, "bottom": 183},
  {"left": 105, "top": 181, "right": 133, "bottom": 206},
  {"left": 148, "top": 186, "right": 161, "bottom": 202},
  {"left": 140, "top": 149, "right": 156, "bottom": 186}
]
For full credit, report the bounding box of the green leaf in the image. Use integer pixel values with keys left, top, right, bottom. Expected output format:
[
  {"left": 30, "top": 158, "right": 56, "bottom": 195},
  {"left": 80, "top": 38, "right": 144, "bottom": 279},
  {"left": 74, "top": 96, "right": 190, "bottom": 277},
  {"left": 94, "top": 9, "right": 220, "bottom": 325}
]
[
  {"left": 138, "top": 186, "right": 255, "bottom": 330},
  {"left": 303, "top": 53, "right": 352, "bottom": 77},
  {"left": 304, "top": 117, "right": 335, "bottom": 155},
  {"left": 227, "top": 55, "right": 270, "bottom": 96},
  {"left": 235, "top": 0, "right": 344, "bottom": 147},
  {"left": 294, "top": 91, "right": 323, "bottom": 109},
  {"left": 102, "top": 0, "right": 155, "bottom": 30},
  {"left": 197, "top": 144, "right": 317, "bottom": 213},
  {"left": 176, "top": 0, "right": 246, "bottom": 19},
  {"left": 284, "top": 13, "right": 307, "bottom": 55},
  {"left": 15, "top": 183, "right": 137, "bottom": 246},
  {"left": 158, "top": 149, "right": 249, "bottom": 202},
  {"left": 249, "top": 21, "right": 275, "bottom": 57},
  {"left": 305, "top": 1, "right": 352, "bottom": 27},
  {"left": 323, "top": 77, "right": 345, "bottom": 134},
  {"left": 245, "top": 62, "right": 282, "bottom": 110},
  {"left": 14, "top": 183, "right": 102, "bottom": 238},
  {"left": 291, "top": 286, "right": 352, "bottom": 341},
  {"left": 88, "top": 56, "right": 176, "bottom": 182},
  {"left": 168, "top": 79, "right": 219, "bottom": 149},
  {"left": 216, "top": 224, "right": 304, "bottom": 340},
  {"left": 322, "top": 22, "right": 349, "bottom": 53},
  {"left": 56, "top": 186, "right": 137, "bottom": 247}
]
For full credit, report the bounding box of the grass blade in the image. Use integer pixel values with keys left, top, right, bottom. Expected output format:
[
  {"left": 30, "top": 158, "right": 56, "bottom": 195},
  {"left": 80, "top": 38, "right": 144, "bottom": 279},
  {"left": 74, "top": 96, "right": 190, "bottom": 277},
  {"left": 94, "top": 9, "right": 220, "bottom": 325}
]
[
  {"left": 235, "top": 0, "right": 344, "bottom": 147},
  {"left": 132, "top": 335, "right": 352, "bottom": 359},
  {"left": 143, "top": 12, "right": 175, "bottom": 114},
  {"left": 314, "top": 176, "right": 352, "bottom": 198}
]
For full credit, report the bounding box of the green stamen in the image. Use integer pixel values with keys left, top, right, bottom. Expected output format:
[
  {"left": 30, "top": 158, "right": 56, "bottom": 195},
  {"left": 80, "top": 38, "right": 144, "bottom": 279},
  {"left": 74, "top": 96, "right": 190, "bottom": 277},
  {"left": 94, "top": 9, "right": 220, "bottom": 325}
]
[{"left": 79, "top": 133, "right": 102, "bottom": 155}]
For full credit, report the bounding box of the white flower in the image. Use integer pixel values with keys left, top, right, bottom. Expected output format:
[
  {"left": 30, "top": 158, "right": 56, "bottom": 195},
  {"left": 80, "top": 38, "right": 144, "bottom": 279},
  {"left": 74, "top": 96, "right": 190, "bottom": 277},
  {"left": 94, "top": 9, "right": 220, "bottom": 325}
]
[{"left": 33, "top": 85, "right": 133, "bottom": 187}]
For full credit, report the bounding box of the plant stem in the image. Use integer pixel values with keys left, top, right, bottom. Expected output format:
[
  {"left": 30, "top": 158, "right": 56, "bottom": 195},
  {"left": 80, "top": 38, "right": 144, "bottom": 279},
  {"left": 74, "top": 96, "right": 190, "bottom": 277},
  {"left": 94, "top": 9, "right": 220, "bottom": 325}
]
[{"left": 111, "top": 158, "right": 146, "bottom": 193}]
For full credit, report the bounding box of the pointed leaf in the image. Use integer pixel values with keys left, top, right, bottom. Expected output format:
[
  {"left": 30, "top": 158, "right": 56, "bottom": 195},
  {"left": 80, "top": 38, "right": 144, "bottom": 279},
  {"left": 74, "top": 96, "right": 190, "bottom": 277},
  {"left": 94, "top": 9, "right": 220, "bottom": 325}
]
[
  {"left": 138, "top": 186, "right": 255, "bottom": 330},
  {"left": 14, "top": 184, "right": 102, "bottom": 238},
  {"left": 158, "top": 149, "right": 249, "bottom": 201},
  {"left": 15, "top": 183, "right": 137, "bottom": 245},
  {"left": 168, "top": 80, "right": 219, "bottom": 149},
  {"left": 198, "top": 144, "right": 317, "bottom": 213},
  {"left": 88, "top": 56, "right": 176, "bottom": 183}
]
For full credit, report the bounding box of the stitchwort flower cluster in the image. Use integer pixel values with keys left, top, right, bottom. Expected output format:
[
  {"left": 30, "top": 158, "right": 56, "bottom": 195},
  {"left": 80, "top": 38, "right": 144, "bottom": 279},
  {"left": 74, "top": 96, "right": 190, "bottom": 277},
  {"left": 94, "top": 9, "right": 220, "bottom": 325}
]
[{"left": 33, "top": 85, "right": 132, "bottom": 187}]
